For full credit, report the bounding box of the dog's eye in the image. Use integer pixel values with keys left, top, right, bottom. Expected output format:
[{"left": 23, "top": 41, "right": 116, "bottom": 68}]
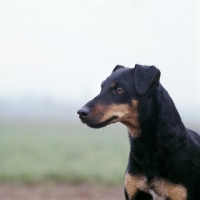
[{"left": 115, "top": 87, "right": 124, "bottom": 94}]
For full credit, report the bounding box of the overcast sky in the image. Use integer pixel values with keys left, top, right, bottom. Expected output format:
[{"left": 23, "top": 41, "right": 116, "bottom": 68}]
[{"left": 0, "top": 0, "right": 199, "bottom": 118}]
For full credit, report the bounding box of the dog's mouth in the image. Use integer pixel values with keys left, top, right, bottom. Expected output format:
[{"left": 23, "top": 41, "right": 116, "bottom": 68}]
[{"left": 81, "top": 116, "right": 119, "bottom": 128}]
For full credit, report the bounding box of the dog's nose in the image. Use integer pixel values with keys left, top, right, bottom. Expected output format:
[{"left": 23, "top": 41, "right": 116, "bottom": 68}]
[{"left": 77, "top": 106, "right": 90, "bottom": 119}]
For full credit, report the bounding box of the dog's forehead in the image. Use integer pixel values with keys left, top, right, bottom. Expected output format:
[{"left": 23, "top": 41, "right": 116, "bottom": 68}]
[{"left": 105, "top": 67, "right": 133, "bottom": 83}]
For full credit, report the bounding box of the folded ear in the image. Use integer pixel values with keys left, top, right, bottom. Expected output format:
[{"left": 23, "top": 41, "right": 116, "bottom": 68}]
[
  {"left": 134, "top": 64, "right": 161, "bottom": 94},
  {"left": 112, "top": 65, "right": 125, "bottom": 72}
]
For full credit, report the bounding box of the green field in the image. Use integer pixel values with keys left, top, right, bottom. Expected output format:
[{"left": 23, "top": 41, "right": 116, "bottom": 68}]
[{"left": 0, "top": 120, "right": 129, "bottom": 186}]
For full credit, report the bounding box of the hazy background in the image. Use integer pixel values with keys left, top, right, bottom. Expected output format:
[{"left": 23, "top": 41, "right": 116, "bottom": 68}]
[
  {"left": 0, "top": 1, "right": 199, "bottom": 199},
  {"left": 0, "top": 0, "right": 200, "bottom": 124}
]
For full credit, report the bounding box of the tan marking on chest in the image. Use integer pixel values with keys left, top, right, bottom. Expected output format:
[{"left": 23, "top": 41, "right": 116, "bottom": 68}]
[
  {"left": 125, "top": 173, "right": 187, "bottom": 200},
  {"left": 124, "top": 173, "right": 148, "bottom": 199},
  {"left": 151, "top": 179, "right": 187, "bottom": 200}
]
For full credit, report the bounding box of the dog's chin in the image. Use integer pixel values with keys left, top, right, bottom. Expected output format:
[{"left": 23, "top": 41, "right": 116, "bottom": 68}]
[{"left": 83, "top": 116, "right": 119, "bottom": 129}]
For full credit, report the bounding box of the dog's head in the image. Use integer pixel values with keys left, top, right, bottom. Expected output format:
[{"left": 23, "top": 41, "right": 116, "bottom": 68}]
[{"left": 77, "top": 64, "right": 160, "bottom": 137}]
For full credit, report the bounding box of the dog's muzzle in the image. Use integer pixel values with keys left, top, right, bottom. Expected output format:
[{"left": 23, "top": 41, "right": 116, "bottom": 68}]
[{"left": 77, "top": 106, "right": 90, "bottom": 121}]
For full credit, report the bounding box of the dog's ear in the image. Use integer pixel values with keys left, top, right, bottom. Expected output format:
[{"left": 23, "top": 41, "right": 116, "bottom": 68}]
[
  {"left": 112, "top": 65, "right": 125, "bottom": 72},
  {"left": 134, "top": 64, "right": 160, "bottom": 94}
]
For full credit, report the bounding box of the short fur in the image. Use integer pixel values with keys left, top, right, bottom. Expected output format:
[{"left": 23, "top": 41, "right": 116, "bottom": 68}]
[{"left": 77, "top": 64, "right": 200, "bottom": 200}]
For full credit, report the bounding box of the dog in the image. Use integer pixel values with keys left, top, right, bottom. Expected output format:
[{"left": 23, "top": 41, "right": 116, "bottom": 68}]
[{"left": 77, "top": 64, "right": 200, "bottom": 200}]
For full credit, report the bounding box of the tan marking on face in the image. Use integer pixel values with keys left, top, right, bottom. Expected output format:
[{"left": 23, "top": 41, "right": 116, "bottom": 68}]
[
  {"left": 89, "top": 105, "right": 105, "bottom": 123},
  {"left": 124, "top": 173, "right": 148, "bottom": 199},
  {"left": 131, "top": 99, "right": 138, "bottom": 107},
  {"left": 89, "top": 99, "right": 140, "bottom": 137},
  {"left": 150, "top": 179, "right": 187, "bottom": 199},
  {"left": 106, "top": 100, "right": 140, "bottom": 137},
  {"left": 110, "top": 82, "right": 116, "bottom": 88},
  {"left": 121, "top": 99, "right": 141, "bottom": 137}
]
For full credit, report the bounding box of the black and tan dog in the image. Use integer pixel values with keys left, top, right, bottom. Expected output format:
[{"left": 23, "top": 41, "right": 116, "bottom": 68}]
[{"left": 77, "top": 64, "right": 200, "bottom": 200}]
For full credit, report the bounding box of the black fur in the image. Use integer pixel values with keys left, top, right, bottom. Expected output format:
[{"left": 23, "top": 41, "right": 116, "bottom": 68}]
[
  {"left": 77, "top": 64, "right": 200, "bottom": 200},
  {"left": 112, "top": 65, "right": 125, "bottom": 72},
  {"left": 134, "top": 64, "right": 160, "bottom": 94}
]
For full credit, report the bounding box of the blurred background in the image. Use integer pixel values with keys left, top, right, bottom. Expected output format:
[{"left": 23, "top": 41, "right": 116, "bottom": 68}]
[{"left": 0, "top": 0, "right": 199, "bottom": 199}]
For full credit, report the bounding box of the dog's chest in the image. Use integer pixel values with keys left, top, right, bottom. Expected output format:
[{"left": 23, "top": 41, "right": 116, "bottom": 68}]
[
  {"left": 149, "top": 190, "right": 166, "bottom": 200},
  {"left": 125, "top": 173, "right": 187, "bottom": 200}
]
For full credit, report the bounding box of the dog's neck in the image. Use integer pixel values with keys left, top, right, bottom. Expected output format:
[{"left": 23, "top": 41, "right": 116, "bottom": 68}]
[
  {"left": 129, "top": 84, "right": 187, "bottom": 152},
  {"left": 154, "top": 84, "right": 187, "bottom": 147}
]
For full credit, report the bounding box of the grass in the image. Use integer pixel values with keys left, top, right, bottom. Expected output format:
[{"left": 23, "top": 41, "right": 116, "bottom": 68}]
[{"left": 0, "top": 120, "right": 129, "bottom": 186}]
